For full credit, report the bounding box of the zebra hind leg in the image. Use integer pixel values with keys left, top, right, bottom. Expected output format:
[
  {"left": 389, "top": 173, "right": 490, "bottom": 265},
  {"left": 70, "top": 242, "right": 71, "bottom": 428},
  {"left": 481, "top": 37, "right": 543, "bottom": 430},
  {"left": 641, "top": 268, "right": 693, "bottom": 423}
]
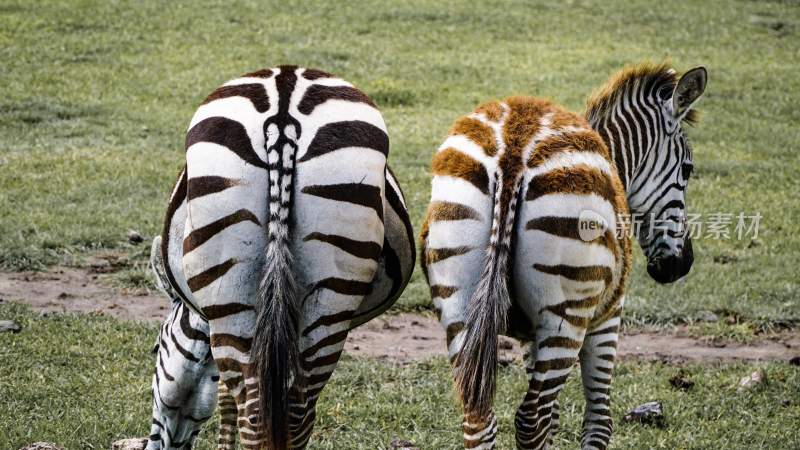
[
  {"left": 216, "top": 380, "right": 238, "bottom": 450},
  {"left": 514, "top": 313, "right": 588, "bottom": 450},
  {"left": 578, "top": 312, "right": 621, "bottom": 450},
  {"left": 146, "top": 302, "right": 219, "bottom": 450}
]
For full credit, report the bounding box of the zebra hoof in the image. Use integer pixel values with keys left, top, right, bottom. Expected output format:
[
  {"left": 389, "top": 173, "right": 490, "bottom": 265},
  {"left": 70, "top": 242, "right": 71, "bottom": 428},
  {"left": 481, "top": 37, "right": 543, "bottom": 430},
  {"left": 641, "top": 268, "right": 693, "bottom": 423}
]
[{"left": 111, "top": 438, "right": 147, "bottom": 450}]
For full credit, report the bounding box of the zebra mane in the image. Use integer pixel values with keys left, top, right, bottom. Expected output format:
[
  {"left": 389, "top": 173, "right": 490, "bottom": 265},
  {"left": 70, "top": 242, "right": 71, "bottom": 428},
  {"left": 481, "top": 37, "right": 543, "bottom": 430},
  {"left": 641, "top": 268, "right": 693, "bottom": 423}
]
[{"left": 585, "top": 62, "right": 699, "bottom": 125}]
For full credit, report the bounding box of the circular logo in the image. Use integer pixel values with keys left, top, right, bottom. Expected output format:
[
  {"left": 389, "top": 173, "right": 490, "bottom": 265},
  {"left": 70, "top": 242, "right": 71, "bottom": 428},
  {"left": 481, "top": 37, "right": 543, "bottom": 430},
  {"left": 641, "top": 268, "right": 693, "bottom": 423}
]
[{"left": 578, "top": 209, "right": 608, "bottom": 242}]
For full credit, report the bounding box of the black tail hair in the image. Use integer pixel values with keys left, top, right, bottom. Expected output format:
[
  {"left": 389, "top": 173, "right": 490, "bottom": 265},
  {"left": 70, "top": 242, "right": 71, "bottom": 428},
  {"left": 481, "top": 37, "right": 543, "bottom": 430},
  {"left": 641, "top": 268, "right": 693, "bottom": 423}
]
[
  {"left": 252, "top": 112, "right": 302, "bottom": 449},
  {"left": 454, "top": 169, "right": 522, "bottom": 418}
]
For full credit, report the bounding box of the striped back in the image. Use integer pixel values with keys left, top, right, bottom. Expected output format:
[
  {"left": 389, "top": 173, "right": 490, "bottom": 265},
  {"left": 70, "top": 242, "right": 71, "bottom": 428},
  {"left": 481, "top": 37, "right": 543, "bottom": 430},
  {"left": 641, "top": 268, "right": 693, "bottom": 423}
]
[{"left": 586, "top": 63, "right": 707, "bottom": 283}]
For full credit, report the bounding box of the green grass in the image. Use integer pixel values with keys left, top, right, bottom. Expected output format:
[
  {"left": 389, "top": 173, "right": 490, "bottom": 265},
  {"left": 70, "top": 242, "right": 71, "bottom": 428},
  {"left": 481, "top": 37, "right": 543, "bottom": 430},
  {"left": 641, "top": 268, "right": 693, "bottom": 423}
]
[
  {"left": 2, "top": 303, "right": 799, "bottom": 449},
  {"left": 1, "top": 2, "right": 799, "bottom": 323}
]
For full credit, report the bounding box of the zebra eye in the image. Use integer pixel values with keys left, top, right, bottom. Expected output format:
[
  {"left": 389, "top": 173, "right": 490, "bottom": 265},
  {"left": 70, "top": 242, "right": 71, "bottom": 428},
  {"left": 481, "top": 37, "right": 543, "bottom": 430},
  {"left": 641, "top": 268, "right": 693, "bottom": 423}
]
[{"left": 681, "top": 162, "right": 693, "bottom": 180}]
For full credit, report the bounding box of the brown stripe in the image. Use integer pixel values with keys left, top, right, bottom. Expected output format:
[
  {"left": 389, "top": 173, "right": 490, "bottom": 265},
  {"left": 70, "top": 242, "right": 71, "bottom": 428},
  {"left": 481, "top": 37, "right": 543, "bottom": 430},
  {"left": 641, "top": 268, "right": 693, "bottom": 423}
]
[
  {"left": 474, "top": 100, "right": 503, "bottom": 122},
  {"left": 187, "top": 176, "right": 240, "bottom": 200},
  {"left": 431, "top": 148, "right": 489, "bottom": 194},
  {"left": 525, "top": 165, "right": 616, "bottom": 204},
  {"left": 201, "top": 83, "right": 270, "bottom": 113},
  {"left": 527, "top": 130, "right": 608, "bottom": 167},
  {"left": 430, "top": 284, "right": 458, "bottom": 299},
  {"left": 183, "top": 209, "right": 260, "bottom": 254},
  {"left": 185, "top": 116, "right": 268, "bottom": 169},
  {"left": 302, "top": 310, "right": 355, "bottom": 336},
  {"left": 301, "top": 183, "right": 383, "bottom": 220},
  {"left": 187, "top": 258, "right": 237, "bottom": 292},
  {"left": 297, "top": 84, "right": 375, "bottom": 115},
  {"left": 501, "top": 96, "right": 550, "bottom": 155},
  {"left": 425, "top": 246, "right": 473, "bottom": 265},
  {"left": 450, "top": 116, "right": 497, "bottom": 156},
  {"left": 526, "top": 216, "right": 615, "bottom": 251},
  {"left": 214, "top": 357, "right": 249, "bottom": 373},
  {"left": 242, "top": 68, "right": 273, "bottom": 78},
  {"left": 298, "top": 120, "right": 388, "bottom": 162},
  {"left": 538, "top": 336, "right": 582, "bottom": 349},
  {"left": 534, "top": 263, "right": 612, "bottom": 284},
  {"left": 445, "top": 321, "right": 464, "bottom": 347},
  {"left": 530, "top": 357, "right": 577, "bottom": 373},
  {"left": 210, "top": 333, "right": 252, "bottom": 352},
  {"left": 302, "top": 68, "right": 332, "bottom": 80},
  {"left": 303, "top": 232, "right": 381, "bottom": 260},
  {"left": 316, "top": 277, "right": 372, "bottom": 296},
  {"left": 202, "top": 302, "right": 254, "bottom": 320},
  {"left": 427, "top": 200, "right": 482, "bottom": 223}
]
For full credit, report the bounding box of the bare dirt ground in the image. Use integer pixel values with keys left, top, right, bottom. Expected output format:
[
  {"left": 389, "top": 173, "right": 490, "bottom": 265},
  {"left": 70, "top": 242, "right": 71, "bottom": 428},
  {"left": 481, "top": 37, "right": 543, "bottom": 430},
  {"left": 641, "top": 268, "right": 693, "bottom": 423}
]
[{"left": 2, "top": 267, "right": 798, "bottom": 365}]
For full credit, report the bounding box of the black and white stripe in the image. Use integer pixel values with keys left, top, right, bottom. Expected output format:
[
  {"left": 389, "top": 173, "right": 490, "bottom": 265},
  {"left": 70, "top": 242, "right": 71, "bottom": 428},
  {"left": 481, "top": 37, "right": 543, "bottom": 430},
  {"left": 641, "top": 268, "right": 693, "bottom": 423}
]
[{"left": 145, "top": 66, "right": 414, "bottom": 450}]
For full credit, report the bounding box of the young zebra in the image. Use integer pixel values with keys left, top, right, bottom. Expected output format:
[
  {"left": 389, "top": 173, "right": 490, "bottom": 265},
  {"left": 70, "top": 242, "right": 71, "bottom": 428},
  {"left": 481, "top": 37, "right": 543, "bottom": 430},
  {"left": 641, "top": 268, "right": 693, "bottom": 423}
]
[
  {"left": 420, "top": 63, "right": 706, "bottom": 449},
  {"left": 146, "top": 65, "right": 415, "bottom": 450}
]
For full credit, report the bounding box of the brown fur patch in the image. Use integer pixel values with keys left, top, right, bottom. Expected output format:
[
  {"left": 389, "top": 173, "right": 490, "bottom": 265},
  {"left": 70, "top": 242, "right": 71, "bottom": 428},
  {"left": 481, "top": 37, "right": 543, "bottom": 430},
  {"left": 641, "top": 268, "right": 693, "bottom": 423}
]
[
  {"left": 525, "top": 216, "right": 615, "bottom": 254},
  {"left": 446, "top": 321, "right": 464, "bottom": 347},
  {"left": 449, "top": 117, "right": 498, "bottom": 156},
  {"left": 528, "top": 130, "right": 609, "bottom": 167},
  {"left": 431, "top": 148, "right": 490, "bottom": 194},
  {"left": 474, "top": 100, "right": 503, "bottom": 122},
  {"left": 501, "top": 96, "right": 551, "bottom": 156},
  {"left": 534, "top": 263, "right": 613, "bottom": 284},
  {"left": 427, "top": 200, "right": 482, "bottom": 223},
  {"left": 430, "top": 284, "right": 458, "bottom": 300},
  {"left": 425, "top": 246, "right": 473, "bottom": 266},
  {"left": 525, "top": 164, "right": 617, "bottom": 205},
  {"left": 242, "top": 68, "right": 274, "bottom": 78}
]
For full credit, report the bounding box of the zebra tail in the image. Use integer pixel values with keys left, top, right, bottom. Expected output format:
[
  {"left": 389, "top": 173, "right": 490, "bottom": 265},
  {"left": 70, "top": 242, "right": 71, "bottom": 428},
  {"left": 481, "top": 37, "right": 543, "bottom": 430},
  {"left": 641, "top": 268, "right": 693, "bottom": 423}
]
[
  {"left": 253, "top": 134, "right": 301, "bottom": 449},
  {"left": 454, "top": 169, "right": 522, "bottom": 419}
]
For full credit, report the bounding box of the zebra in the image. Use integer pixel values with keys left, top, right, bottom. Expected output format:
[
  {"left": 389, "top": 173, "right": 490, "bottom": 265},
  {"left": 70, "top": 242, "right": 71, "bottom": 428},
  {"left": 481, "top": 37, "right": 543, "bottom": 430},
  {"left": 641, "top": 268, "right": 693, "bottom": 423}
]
[
  {"left": 419, "top": 63, "right": 706, "bottom": 449},
  {"left": 145, "top": 65, "right": 415, "bottom": 450},
  {"left": 147, "top": 236, "right": 236, "bottom": 450}
]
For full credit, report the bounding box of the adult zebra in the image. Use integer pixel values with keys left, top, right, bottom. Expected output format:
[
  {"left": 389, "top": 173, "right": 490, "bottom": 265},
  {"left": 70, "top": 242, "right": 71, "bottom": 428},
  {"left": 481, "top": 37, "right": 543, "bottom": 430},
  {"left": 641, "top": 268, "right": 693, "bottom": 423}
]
[
  {"left": 145, "top": 65, "right": 415, "bottom": 450},
  {"left": 420, "top": 63, "right": 706, "bottom": 449}
]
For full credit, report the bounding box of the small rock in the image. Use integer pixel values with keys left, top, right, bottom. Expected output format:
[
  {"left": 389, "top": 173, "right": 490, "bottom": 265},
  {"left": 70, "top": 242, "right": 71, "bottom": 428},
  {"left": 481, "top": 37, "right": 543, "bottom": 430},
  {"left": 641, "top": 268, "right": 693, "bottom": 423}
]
[
  {"left": 669, "top": 372, "right": 695, "bottom": 391},
  {"left": 789, "top": 356, "right": 800, "bottom": 366},
  {"left": 127, "top": 230, "right": 144, "bottom": 244},
  {"left": 351, "top": 345, "right": 360, "bottom": 350},
  {"left": 382, "top": 321, "right": 399, "bottom": 331},
  {"left": 622, "top": 401, "right": 666, "bottom": 428},
  {"left": 738, "top": 369, "right": 765, "bottom": 391},
  {"left": 0, "top": 320, "right": 22, "bottom": 333},
  {"left": 390, "top": 437, "right": 419, "bottom": 450},
  {"left": 697, "top": 311, "right": 719, "bottom": 323},
  {"left": 111, "top": 438, "right": 147, "bottom": 450},
  {"left": 89, "top": 258, "right": 111, "bottom": 273},
  {"left": 18, "top": 443, "right": 64, "bottom": 450}
]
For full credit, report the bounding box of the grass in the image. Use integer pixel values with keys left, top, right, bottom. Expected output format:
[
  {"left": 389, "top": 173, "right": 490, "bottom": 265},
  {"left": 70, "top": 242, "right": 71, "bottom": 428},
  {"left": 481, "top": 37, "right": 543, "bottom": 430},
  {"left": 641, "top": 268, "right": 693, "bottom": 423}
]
[
  {"left": 1, "top": 4, "right": 798, "bottom": 448},
  {"left": 1, "top": 303, "right": 799, "bottom": 449},
  {"left": 1, "top": 0, "right": 799, "bottom": 327}
]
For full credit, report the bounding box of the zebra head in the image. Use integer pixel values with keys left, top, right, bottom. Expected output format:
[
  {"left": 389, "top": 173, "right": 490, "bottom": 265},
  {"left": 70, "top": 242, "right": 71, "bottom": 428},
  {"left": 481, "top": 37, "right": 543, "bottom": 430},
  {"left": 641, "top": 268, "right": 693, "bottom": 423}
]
[
  {"left": 626, "top": 66, "right": 707, "bottom": 283},
  {"left": 587, "top": 64, "right": 707, "bottom": 284}
]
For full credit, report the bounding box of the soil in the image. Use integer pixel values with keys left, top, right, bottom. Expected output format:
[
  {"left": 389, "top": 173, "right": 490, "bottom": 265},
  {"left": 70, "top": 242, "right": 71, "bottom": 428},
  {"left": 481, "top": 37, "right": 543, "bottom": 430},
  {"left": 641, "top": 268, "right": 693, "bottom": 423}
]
[{"left": 2, "top": 266, "right": 798, "bottom": 365}]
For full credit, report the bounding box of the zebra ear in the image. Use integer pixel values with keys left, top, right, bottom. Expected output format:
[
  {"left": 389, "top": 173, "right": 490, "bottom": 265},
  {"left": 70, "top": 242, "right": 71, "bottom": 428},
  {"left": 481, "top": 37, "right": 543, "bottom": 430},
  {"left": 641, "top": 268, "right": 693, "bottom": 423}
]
[{"left": 672, "top": 67, "right": 707, "bottom": 119}]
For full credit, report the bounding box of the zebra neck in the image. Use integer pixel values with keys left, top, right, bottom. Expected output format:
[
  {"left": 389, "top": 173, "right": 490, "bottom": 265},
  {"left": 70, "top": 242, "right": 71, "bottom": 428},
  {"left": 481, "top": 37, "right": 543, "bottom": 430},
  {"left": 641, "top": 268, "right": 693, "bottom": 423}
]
[{"left": 588, "top": 107, "right": 653, "bottom": 197}]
